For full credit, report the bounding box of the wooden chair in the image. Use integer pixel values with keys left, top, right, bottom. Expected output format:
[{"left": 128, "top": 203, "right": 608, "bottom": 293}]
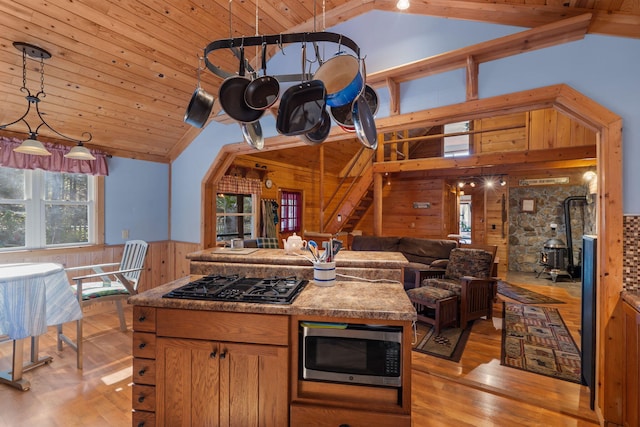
[
  {"left": 57, "top": 240, "right": 148, "bottom": 369},
  {"left": 408, "top": 247, "right": 497, "bottom": 331}
]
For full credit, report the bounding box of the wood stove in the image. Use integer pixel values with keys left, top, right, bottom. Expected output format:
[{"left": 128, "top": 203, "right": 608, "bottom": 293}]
[{"left": 536, "top": 238, "right": 573, "bottom": 282}]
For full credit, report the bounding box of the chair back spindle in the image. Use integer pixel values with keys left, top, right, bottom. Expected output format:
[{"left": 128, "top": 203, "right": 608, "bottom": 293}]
[{"left": 119, "top": 240, "right": 148, "bottom": 289}]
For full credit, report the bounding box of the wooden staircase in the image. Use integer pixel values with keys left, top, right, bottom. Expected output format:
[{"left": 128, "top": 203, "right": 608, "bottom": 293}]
[{"left": 323, "top": 161, "right": 375, "bottom": 235}]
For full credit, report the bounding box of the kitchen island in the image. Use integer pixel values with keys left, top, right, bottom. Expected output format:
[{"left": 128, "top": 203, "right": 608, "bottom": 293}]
[
  {"left": 187, "top": 247, "right": 409, "bottom": 284},
  {"left": 128, "top": 264, "right": 416, "bottom": 427}
]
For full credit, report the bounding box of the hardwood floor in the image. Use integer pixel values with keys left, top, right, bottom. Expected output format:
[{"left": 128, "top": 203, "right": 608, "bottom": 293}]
[{"left": 0, "top": 273, "right": 598, "bottom": 426}]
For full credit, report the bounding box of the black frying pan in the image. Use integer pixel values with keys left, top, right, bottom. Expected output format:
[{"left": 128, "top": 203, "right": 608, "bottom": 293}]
[
  {"left": 276, "top": 80, "right": 326, "bottom": 136},
  {"left": 301, "top": 109, "right": 331, "bottom": 145},
  {"left": 329, "top": 85, "right": 378, "bottom": 129},
  {"left": 218, "top": 47, "right": 263, "bottom": 123},
  {"left": 276, "top": 43, "right": 326, "bottom": 136},
  {"left": 244, "top": 43, "right": 280, "bottom": 110}
]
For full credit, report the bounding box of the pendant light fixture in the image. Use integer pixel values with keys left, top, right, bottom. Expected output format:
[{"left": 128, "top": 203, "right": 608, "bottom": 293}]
[
  {"left": 0, "top": 42, "right": 93, "bottom": 157},
  {"left": 64, "top": 143, "right": 96, "bottom": 160}
]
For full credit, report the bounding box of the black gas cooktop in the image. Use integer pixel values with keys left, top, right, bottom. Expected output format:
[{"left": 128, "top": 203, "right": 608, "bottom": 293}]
[{"left": 163, "top": 274, "right": 308, "bottom": 305}]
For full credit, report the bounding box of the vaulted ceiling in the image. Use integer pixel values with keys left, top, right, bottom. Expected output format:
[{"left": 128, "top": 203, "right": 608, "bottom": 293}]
[{"left": 0, "top": 0, "right": 638, "bottom": 163}]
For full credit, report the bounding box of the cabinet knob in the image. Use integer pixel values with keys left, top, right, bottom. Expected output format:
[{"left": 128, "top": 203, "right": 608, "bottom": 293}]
[
  {"left": 138, "top": 394, "right": 145, "bottom": 403},
  {"left": 138, "top": 367, "right": 147, "bottom": 376},
  {"left": 138, "top": 315, "right": 146, "bottom": 322},
  {"left": 138, "top": 342, "right": 146, "bottom": 349},
  {"left": 210, "top": 351, "right": 217, "bottom": 359},
  {"left": 137, "top": 422, "right": 145, "bottom": 427},
  {"left": 220, "top": 350, "right": 227, "bottom": 359},
  {"left": 339, "top": 425, "right": 351, "bottom": 427}
]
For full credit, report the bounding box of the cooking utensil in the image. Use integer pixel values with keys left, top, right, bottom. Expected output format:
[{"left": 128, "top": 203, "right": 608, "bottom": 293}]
[
  {"left": 307, "top": 240, "right": 319, "bottom": 261},
  {"left": 244, "top": 43, "right": 280, "bottom": 110},
  {"left": 301, "top": 108, "right": 331, "bottom": 145},
  {"left": 184, "top": 87, "right": 215, "bottom": 128},
  {"left": 276, "top": 43, "right": 327, "bottom": 136},
  {"left": 240, "top": 120, "right": 264, "bottom": 150},
  {"left": 352, "top": 60, "right": 378, "bottom": 149},
  {"left": 184, "top": 57, "right": 215, "bottom": 128},
  {"left": 329, "top": 84, "right": 378, "bottom": 129},
  {"left": 218, "top": 47, "right": 264, "bottom": 123},
  {"left": 313, "top": 52, "right": 362, "bottom": 107}
]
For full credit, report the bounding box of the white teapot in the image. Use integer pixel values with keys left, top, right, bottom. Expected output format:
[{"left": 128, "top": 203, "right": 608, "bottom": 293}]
[{"left": 283, "top": 233, "right": 306, "bottom": 254}]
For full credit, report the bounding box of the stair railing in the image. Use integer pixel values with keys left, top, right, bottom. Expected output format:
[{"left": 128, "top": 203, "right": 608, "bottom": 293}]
[{"left": 322, "top": 147, "right": 376, "bottom": 231}]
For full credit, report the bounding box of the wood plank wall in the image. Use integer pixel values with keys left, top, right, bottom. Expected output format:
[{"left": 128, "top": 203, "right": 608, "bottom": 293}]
[{"left": 0, "top": 241, "right": 201, "bottom": 292}]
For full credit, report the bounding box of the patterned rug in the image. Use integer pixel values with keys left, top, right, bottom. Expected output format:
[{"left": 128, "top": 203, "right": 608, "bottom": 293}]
[
  {"left": 412, "top": 321, "right": 471, "bottom": 362},
  {"left": 498, "top": 281, "right": 565, "bottom": 304},
  {"left": 501, "top": 302, "right": 582, "bottom": 383}
]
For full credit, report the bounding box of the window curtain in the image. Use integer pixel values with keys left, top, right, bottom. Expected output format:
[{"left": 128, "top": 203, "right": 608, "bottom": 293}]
[
  {"left": 0, "top": 136, "right": 109, "bottom": 176},
  {"left": 217, "top": 175, "right": 262, "bottom": 195}
]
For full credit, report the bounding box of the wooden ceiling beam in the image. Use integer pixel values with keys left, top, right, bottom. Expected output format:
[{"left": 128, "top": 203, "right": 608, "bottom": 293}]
[
  {"left": 372, "top": 145, "right": 597, "bottom": 174},
  {"left": 367, "top": 14, "right": 592, "bottom": 88}
]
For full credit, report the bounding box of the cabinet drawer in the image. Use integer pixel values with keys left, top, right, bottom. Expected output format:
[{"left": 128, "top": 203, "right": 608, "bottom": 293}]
[
  {"left": 132, "top": 385, "right": 156, "bottom": 412},
  {"left": 156, "top": 308, "right": 289, "bottom": 345},
  {"left": 133, "top": 332, "right": 156, "bottom": 359},
  {"left": 133, "top": 358, "right": 156, "bottom": 385},
  {"left": 133, "top": 306, "right": 156, "bottom": 332},
  {"left": 132, "top": 410, "right": 155, "bottom": 427},
  {"left": 290, "top": 404, "right": 410, "bottom": 427}
]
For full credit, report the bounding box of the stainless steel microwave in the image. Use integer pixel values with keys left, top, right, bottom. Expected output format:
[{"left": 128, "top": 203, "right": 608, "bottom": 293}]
[{"left": 300, "top": 322, "right": 402, "bottom": 388}]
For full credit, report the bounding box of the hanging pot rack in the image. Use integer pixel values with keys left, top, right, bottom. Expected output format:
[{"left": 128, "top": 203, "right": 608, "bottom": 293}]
[{"left": 203, "top": 31, "right": 361, "bottom": 81}]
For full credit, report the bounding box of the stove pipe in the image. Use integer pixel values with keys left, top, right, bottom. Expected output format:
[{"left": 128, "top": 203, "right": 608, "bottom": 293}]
[{"left": 563, "top": 195, "right": 587, "bottom": 278}]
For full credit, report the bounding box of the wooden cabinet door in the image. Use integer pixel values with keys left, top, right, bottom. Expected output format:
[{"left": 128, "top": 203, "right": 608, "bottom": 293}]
[
  {"left": 156, "top": 338, "right": 220, "bottom": 427},
  {"left": 624, "top": 302, "right": 640, "bottom": 427},
  {"left": 218, "top": 342, "right": 289, "bottom": 427}
]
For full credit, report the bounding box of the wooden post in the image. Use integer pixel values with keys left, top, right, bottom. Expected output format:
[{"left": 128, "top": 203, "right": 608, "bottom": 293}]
[{"left": 373, "top": 172, "right": 383, "bottom": 236}]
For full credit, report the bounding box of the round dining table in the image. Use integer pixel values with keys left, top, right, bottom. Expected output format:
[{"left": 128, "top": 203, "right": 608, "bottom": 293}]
[{"left": 0, "top": 262, "right": 83, "bottom": 391}]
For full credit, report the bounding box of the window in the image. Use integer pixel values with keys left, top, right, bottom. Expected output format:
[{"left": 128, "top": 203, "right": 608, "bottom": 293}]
[
  {"left": 216, "top": 193, "right": 256, "bottom": 240},
  {"left": 0, "top": 168, "right": 96, "bottom": 250},
  {"left": 444, "top": 121, "right": 470, "bottom": 157},
  {"left": 280, "top": 191, "right": 302, "bottom": 233}
]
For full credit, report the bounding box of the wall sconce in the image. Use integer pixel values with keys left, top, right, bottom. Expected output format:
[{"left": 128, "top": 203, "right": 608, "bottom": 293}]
[{"left": 499, "top": 177, "right": 506, "bottom": 186}]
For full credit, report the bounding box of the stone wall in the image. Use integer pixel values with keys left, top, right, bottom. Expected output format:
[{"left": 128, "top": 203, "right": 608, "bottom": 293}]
[{"left": 508, "top": 184, "right": 595, "bottom": 273}]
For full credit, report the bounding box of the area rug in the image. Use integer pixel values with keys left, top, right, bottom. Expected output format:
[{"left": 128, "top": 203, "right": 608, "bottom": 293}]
[
  {"left": 497, "top": 281, "right": 565, "bottom": 304},
  {"left": 412, "top": 321, "right": 471, "bottom": 362},
  {"left": 501, "top": 302, "right": 582, "bottom": 383}
]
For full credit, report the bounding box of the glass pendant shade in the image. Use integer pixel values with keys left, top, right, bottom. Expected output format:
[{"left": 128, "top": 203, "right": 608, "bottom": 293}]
[
  {"left": 13, "top": 137, "right": 52, "bottom": 156},
  {"left": 65, "top": 144, "right": 96, "bottom": 160}
]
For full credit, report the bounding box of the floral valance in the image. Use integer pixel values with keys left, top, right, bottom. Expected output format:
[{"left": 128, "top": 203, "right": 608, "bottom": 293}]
[
  {"left": 217, "top": 175, "right": 262, "bottom": 196},
  {"left": 0, "top": 136, "right": 109, "bottom": 176}
]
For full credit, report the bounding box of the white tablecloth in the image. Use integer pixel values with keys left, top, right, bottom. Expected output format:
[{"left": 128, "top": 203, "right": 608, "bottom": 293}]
[{"left": 0, "top": 263, "right": 83, "bottom": 340}]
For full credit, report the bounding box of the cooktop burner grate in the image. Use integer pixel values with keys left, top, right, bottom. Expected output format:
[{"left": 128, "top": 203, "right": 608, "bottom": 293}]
[{"left": 163, "top": 274, "right": 308, "bottom": 304}]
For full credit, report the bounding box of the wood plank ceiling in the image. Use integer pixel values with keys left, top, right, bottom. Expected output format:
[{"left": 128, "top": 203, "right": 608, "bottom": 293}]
[{"left": 0, "top": 0, "right": 638, "bottom": 163}]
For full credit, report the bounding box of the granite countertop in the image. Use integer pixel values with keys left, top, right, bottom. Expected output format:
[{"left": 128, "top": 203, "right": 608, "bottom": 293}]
[
  {"left": 622, "top": 290, "right": 640, "bottom": 312},
  {"left": 187, "top": 248, "right": 409, "bottom": 269},
  {"left": 128, "top": 276, "right": 417, "bottom": 321}
]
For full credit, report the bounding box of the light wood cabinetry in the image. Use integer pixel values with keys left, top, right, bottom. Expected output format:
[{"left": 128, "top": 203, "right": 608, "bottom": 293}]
[
  {"left": 623, "top": 301, "right": 640, "bottom": 427},
  {"left": 131, "top": 306, "right": 290, "bottom": 426},
  {"left": 131, "top": 306, "right": 158, "bottom": 427},
  {"left": 155, "top": 338, "right": 288, "bottom": 426}
]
